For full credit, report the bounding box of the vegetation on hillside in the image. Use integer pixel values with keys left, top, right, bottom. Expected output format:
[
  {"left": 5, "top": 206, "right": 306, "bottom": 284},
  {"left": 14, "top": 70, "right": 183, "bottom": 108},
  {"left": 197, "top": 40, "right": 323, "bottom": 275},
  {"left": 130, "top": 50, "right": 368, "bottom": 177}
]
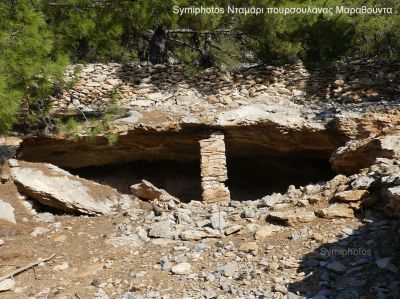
[{"left": 0, "top": 0, "right": 399, "bottom": 134}]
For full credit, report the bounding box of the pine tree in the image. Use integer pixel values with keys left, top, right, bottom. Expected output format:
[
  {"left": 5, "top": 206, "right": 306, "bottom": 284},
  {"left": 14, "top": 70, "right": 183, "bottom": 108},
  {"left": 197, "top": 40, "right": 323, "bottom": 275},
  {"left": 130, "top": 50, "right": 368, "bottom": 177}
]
[{"left": 0, "top": 0, "right": 67, "bottom": 134}]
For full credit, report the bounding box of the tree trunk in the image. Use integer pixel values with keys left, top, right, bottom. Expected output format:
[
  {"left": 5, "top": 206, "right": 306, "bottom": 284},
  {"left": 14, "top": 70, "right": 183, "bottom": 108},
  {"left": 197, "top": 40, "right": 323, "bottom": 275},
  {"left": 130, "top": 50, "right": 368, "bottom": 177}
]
[
  {"left": 149, "top": 26, "right": 168, "bottom": 64},
  {"left": 200, "top": 34, "right": 214, "bottom": 68}
]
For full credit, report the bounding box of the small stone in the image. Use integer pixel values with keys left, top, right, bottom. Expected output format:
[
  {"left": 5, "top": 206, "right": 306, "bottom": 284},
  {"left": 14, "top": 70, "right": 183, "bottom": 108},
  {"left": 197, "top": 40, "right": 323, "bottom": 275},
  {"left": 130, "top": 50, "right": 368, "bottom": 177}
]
[
  {"left": 239, "top": 241, "right": 257, "bottom": 253},
  {"left": 268, "top": 262, "right": 280, "bottom": 272},
  {"left": 194, "top": 242, "right": 210, "bottom": 252},
  {"left": 224, "top": 224, "right": 242, "bottom": 235},
  {"left": 268, "top": 211, "right": 316, "bottom": 226},
  {"left": 210, "top": 212, "right": 226, "bottom": 230},
  {"left": 241, "top": 207, "right": 256, "bottom": 218},
  {"left": 316, "top": 204, "right": 354, "bottom": 219},
  {"left": 327, "top": 261, "right": 345, "bottom": 273},
  {"left": 205, "top": 273, "right": 216, "bottom": 282},
  {"left": 0, "top": 239, "right": 4, "bottom": 246},
  {"left": 220, "top": 263, "right": 238, "bottom": 277},
  {"left": 255, "top": 225, "right": 280, "bottom": 239},
  {"left": 0, "top": 278, "right": 15, "bottom": 291},
  {"left": 313, "top": 233, "right": 325, "bottom": 242},
  {"left": 0, "top": 200, "right": 16, "bottom": 224},
  {"left": 335, "top": 190, "right": 369, "bottom": 202},
  {"left": 160, "top": 257, "right": 171, "bottom": 270},
  {"left": 34, "top": 212, "right": 55, "bottom": 223},
  {"left": 259, "top": 195, "right": 279, "bottom": 207},
  {"left": 54, "top": 235, "right": 67, "bottom": 242},
  {"left": 180, "top": 229, "right": 219, "bottom": 241},
  {"left": 148, "top": 221, "right": 176, "bottom": 239},
  {"left": 53, "top": 262, "right": 69, "bottom": 271},
  {"left": 273, "top": 284, "right": 287, "bottom": 293},
  {"left": 31, "top": 227, "right": 50, "bottom": 237},
  {"left": 171, "top": 263, "right": 192, "bottom": 275},
  {"left": 291, "top": 231, "right": 300, "bottom": 241},
  {"left": 351, "top": 176, "right": 374, "bottom": 190},
  {"left": 334, "top": 79, "right": 345, "bottom": 86}
]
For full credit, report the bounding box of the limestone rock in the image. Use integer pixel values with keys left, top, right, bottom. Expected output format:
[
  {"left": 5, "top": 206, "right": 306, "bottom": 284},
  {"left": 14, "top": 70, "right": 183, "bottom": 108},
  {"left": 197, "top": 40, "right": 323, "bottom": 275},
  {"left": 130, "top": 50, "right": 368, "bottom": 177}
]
[
  {"left": 255, "top": 225, "right": 281, "bottom": 239},
  {"left": 148, "top": 221, "right": 176, "bottom": 239},
  {"left": 224, "top": 224, "right": 242, "bottom": 235},
  {"left": 267, "top": 211, "right": 316, "bottom": 226},
  {"left": 0, "top": 278, "right": 15, "bottom": 292},
  {"left": 31, "top": 227, "right": 51, "bottom": 237},
  {"left": 351, "top": 176, "right": 375, "bottom": 190},
  {"left": 130, "top": 180, "right": 179, "bottom": 209},
  {"left": 239, "top": 241, "right": 258, "bottom": 253},
  {"left": 0, "top": 200, "right": 16, "bottom": 224},
  {"left": 9, "top": 160, "right": 121, "bottom": 215},
  {"left": 316, "top": 204, "right": 354, "bottom": 219},
  {"left": 180, "top": 229, "right": 220, "bottom": 241},
  {"left": 219, "top": 263, "right": 238, "bottom": 277},
  {"left": 210, "top": 212, "right": 226, "bottom": 230},
  {"left": 386, "top": 186, "right": 400, "bottom": 214},
  {"left": 171, "top": 263, "right": 192, "bottom": 275},
  {"left": 335, "top": 190, "right": 369, "bottom": 202},
  {"left": 331, "top": 135, "right": 400, "bottom": 174}
]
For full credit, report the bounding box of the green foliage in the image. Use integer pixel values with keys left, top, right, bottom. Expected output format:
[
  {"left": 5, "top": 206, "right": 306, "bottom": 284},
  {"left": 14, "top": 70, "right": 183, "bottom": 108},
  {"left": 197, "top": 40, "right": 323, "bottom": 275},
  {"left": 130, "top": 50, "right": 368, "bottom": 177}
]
[
  {"left": 0, "top": 0, "right": 67, "bottom": 134},
  {"left": 55, "top": 98, "right": 123, "bottom": 145}
]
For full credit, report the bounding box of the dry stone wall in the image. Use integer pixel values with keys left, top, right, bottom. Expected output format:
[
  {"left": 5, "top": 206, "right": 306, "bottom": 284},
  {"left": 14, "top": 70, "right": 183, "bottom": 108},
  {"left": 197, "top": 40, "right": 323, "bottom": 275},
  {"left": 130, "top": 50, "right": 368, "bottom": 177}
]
[
  {"left": 51, "top": 59, "right": 400, "bottom": 114},
  {"left": 199, "top": 133, "right": 230, "bottom": 203}
]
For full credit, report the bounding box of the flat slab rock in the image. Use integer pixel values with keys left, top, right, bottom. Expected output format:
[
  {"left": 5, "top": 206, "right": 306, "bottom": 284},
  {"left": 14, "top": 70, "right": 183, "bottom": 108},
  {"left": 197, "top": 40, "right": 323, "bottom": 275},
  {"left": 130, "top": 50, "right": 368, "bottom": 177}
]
[
  {"left": 9, "top": 159, "right": 122, "bottom": 215},
  {"left": 267, "top": 211, "right": 316, "bottom": 226}
]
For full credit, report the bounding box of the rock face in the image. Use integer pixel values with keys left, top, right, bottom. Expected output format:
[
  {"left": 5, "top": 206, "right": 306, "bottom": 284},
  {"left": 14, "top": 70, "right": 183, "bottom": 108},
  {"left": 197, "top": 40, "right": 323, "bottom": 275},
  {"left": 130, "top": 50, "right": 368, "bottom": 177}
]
[
  {"left": 9, "top": 160, "right": 122, "bottom": 215},
  {"left": 199, "top": 133, "right": 230, "bottom": 202},
  {"left": 331, "top": 135, "right": 400, "bottom": 175}
]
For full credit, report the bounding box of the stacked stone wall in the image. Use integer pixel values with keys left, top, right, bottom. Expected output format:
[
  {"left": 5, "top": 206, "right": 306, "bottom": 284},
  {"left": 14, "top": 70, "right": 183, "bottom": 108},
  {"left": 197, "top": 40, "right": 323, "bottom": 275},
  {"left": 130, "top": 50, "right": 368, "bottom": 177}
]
[{"left": 51, "top": 59, "right": 400, "bottom": 113}]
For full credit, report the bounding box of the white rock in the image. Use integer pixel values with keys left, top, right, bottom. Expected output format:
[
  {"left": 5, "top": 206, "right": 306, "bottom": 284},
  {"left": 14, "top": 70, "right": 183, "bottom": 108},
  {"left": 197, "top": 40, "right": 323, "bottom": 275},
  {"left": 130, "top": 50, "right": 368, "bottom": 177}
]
[
  {"left": 171, "top": 263, "right": 192, "bottom": 275},
  {"left": 10, "top": 160, "right": 121, "bottom": 215},
  {"left": 31, "top": 227, "right": 51, "bottom": 237},
  {"left": 0, "top": 200, "right": 16, "bottom": 224},
  {"left": 0, "top": 278, "right": 15, "bottom": 292},
  {"left": 210, "top": 212, "right": 226, "bottom": 230},
  {"left": 34, "top": 212, "right": 55, "bottom": 223},
  {"left": 53, "top": 262, "right": 69, "bottom": 271}
]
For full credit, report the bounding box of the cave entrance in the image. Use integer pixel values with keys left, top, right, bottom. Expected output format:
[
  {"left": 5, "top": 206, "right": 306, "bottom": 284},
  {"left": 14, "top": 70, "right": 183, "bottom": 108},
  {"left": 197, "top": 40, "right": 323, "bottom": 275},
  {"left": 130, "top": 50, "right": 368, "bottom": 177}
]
[
  {"left": 226, "top": 155, "right": 335, "bottom": 201},
  {"left": 70, "top": 154, "right": 335, "bottom": 203},
  {"left": 69, "top": 160, "right": 203, "bottom": 203}
]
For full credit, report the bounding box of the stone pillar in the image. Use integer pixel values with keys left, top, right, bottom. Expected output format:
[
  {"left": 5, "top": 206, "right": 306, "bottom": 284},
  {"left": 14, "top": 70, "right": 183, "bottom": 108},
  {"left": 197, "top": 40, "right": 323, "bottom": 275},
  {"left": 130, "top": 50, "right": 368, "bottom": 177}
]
[{"left": 199, "top": 132, "right": 230, "bottom": 203}]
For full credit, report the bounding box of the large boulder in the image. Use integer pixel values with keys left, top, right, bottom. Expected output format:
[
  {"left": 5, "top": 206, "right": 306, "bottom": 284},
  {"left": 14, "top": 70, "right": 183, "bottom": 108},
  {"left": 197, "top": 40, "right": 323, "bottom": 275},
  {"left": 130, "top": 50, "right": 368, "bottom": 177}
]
[
  {"left": 130, "top": 180, "right": 179, "bottom": 210},
  {"left": 330, "top": 135, "right": 400, "bottom": 175},
  {"left": 9, "top": 160, "right": 122, "bottom": 215}
]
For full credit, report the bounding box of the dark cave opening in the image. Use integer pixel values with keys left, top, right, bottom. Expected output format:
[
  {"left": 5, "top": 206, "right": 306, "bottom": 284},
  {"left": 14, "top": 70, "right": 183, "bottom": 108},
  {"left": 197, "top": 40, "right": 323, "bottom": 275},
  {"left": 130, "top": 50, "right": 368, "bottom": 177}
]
[
  {"left": 69, "top": 154, "right": 336, "bottom": 203},
  {"left": 226, "top": 155, "right": 336, "bottom": 201},
  {"left": 68, "top": 160, "right": 203, "bottom": 202}
]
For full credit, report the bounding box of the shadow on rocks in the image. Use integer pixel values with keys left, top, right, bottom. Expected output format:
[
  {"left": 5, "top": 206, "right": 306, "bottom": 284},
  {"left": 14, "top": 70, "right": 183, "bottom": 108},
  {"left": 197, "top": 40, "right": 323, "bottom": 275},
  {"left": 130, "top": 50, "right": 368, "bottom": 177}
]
[
  {"left": 0, "top": 145, "right": 17, "bottom": 164},
  {"left": 288, "top": 213, "right": 400, "bottom": 299}
]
